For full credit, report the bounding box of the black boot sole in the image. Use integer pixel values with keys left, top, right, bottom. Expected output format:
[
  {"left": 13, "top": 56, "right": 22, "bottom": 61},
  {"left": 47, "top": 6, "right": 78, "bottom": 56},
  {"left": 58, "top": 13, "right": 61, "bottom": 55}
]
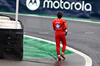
[{"left": 61, "top": 55, "right": 66, "bottom": 59}]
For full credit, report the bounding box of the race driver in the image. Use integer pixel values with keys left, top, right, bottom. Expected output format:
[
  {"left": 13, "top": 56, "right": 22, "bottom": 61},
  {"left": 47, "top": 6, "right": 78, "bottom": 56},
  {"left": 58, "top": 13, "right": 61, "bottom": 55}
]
[{"left": 52, "top": 12, "right": 68, "bottom": 61}]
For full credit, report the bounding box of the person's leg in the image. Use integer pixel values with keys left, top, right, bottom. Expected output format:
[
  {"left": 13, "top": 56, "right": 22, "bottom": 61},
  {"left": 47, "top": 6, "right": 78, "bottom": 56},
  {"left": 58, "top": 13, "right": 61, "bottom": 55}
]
[
  {"left": 55, "top": 36, "right": 61, "bottom": 61},
  {"left": 60, "top": 34, "right": 67, "bottom": 59},
  {"left": 61, "top": 35, "right": 66, "bottom": 53},
  {"left": 55, "top": 37, "right": 60, "bottom": 55}
]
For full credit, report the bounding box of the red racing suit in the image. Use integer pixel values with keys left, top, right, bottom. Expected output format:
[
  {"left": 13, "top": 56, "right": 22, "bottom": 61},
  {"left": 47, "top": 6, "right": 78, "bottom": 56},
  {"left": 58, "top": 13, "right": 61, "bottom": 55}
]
[{"left": 52, "top": 18, "right": 68, "bottom": 55}]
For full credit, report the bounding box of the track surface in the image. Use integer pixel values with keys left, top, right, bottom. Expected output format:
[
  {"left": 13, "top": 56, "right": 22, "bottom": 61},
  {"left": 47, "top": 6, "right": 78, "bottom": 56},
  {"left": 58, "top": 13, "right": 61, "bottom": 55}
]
[
  {"left": 2, "top": 14, "right": 100, "bottom": 66},
  {"left": 0, "top": 54, "right": 85, "bottom": 66}
]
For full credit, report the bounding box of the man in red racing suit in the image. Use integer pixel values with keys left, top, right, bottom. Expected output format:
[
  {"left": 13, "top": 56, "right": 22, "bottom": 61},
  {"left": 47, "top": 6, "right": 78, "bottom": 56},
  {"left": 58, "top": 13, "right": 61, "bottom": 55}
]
[{"left": 52, "top": 12, "right": 68, "bottom": 61}]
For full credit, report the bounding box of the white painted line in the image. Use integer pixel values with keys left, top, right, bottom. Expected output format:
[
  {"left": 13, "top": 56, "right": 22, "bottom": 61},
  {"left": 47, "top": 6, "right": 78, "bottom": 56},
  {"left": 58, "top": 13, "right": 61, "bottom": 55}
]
[
  {"left": 24, "top": 35, "right": 92, "bottom": 66},
  {"left": 1, "top": 12, "right": 100, "bottom": 24}
]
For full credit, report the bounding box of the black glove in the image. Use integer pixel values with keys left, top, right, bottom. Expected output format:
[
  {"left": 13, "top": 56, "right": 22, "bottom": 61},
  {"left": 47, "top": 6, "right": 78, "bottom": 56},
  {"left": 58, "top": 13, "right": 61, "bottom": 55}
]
[
  {"left": 65, "top": 32, "right": 67, "bottom": 36},
  {"left": 65, "top": 30, "right": 67, "bottom": 36}
]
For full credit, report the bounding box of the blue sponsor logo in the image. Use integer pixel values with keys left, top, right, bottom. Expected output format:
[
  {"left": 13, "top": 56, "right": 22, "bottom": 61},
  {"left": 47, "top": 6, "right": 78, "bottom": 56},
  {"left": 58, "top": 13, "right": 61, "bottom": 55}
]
[{"left": 56, "top": 24, "right": 60, "bottom": 28}]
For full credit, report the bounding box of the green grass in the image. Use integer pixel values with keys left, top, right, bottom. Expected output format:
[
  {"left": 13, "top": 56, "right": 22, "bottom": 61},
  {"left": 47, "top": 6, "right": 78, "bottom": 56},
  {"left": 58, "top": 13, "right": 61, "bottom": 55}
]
[{"left": 23, "top": 36, "right": 75, "bottom": 59}]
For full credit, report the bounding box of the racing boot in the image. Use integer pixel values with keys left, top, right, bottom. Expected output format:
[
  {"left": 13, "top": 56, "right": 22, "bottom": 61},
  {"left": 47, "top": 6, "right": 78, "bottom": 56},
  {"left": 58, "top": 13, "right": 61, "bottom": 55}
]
[
  {"left": 58, "top": 56, "right": 61, "bottom": 61},
  {"left": 61, "top": 53, "right": 66, "bottom": 60}
]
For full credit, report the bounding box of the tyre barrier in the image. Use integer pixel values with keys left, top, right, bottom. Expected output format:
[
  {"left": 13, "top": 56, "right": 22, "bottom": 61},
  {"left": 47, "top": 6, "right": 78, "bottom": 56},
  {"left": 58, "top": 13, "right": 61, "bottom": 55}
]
[{"left": 0, "top": 14, "right": 23, "bottom": 60}]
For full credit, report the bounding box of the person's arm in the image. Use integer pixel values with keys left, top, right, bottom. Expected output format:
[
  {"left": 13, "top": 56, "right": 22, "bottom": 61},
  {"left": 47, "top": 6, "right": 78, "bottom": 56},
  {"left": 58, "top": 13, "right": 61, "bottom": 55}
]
[
  {"left": 64, "top": 20, "right": 68, "bottom": 30},
  {"left": 64, "top": 20, "right": 68, "bottom": 36},
  {"left": 52, "top": 21, "right": 55, "bottom": 30}
]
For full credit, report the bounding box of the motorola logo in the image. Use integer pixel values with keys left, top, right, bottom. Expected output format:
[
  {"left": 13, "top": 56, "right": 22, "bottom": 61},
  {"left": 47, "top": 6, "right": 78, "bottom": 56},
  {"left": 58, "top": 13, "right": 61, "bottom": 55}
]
[
  {"left": 26, "top": 0, "right": 92, "bottom": 11},
  {"left": 43, "top": 0, "right": 92, "bottom": 11},
  {"left": 26, "top": 0, "right": 40, "bottom": 10}
]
